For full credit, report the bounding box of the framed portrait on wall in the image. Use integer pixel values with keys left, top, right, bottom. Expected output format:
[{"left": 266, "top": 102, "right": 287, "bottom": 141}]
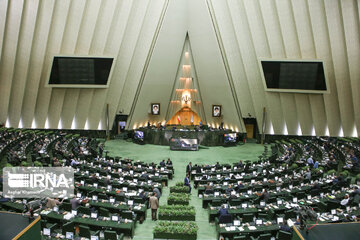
[
  {"left": 212, "top": 105, "right": 221, "bottom": 117},
  {"left": 151, "top": 103, "right": 160, "bottom": 115}
]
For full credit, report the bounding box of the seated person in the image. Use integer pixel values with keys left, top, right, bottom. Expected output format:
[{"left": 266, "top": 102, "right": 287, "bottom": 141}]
[
  {"left": 159, "top": 160, "right": 166, "bottom": 167},
  {"left": 336, "top": 174, "right": 346, "bottom": 186},
  {"left": 104, "top": 176, "right": 111, "bottom": 186},
  {"left": 218, "top": 204, "right": 229, "bottom": 217},
  {"left": 351, "top": 154, "right": 359, "bottom": 169},
  {"left": 195, "top": 164, "right": 201, "bottom": 174},
  {"left": 204, "top": 182, "right": 213, "bottom": 194},
  {"left": 257, "top": 189, "right": 270, "bottom": 202},
  {"left": 236, "top": 181, "right": 244, "bottom": 192},
  {"left": 141, "top": 171, "right": 149, "bottom": 181},
  {"left": 351, "top": 186, "right": 360, "bottom": 197},
  {"left": 166, "top": 158, "right": 172, "bottom": 166},
  {"left": 340, "top": 194, "right": 350, "bottom": 206},
  {"left": 225, "top": 185, "right": 233, "bottom": 195},
  {"left": 215, "top": 162, "right": 221, "bottom": 169},
  {"left": 280, "top": 222, "right": 292, "bottom": 233},
  {"left": 139, "top": 190, "right": 147, "bottom": 201},
  {"left": 128, "top": 206, "right": 136, "bottom": 219}
]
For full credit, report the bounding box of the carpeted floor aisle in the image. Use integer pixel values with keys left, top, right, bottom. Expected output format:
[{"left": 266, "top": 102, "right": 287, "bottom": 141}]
[{"left": 104, "top": 140, "right": 267, "bottom": 240}]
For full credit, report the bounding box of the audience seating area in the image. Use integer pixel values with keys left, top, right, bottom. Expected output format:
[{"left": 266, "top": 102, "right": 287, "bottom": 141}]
[
  {"left": 190, "top": 137, "right": 360, "bottom": 240},
  {"left": 0, "top": 128, "right": 173, "bottom": 240},
  {"left": 1, "top": 127, "right": 360, "bottom": 240}
]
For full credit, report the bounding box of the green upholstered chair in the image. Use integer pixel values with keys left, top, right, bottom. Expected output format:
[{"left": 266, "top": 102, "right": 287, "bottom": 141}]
[
  {"left": 61, "top": 222, "right": 74, "bottom": 235},
  {"left": 104, "top": 230, "right": 124, "bottom": 240},
  {"left": 242, "top": 213, "right": 254, "bottom": 223},
  {"left": 60, "top": 202, "right": 72, "bottom": 212},
  {"left": 233, "top": 235, "right": 247, "bottom": 239},
  {"left": 258, "top": 233, "right": 272, "bottom": 240},
  {"left": 99, "top": 207, "right": 110, "bottom": 217},
  {"left": 250, "top": 233, "right": 272, "bottom": 240},
  {"left": 257, "top": 212, "right": 268, "bottom": 220},
  {"left": 77, "top": 206, "right": 91, "bottom": 215},
  {"left": 277, "top": 230, "right": 293, "bottom": 240},
  {"left": 79, "top": 224, "right": 100, "bottom": 239},
  {"left": 211, "top": 200, "right": 222, "bottom": 207}
]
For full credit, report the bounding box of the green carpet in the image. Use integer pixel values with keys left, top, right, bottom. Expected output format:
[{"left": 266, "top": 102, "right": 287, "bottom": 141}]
[{"left": 104, "top": 140, "right": 267, "bottom": 240}]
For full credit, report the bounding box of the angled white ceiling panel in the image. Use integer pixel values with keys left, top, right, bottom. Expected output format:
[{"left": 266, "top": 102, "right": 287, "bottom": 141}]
[
  {"left": 7, "top": 0, "right": 40, "bottom": 128},
  {"left": 340, "top": 0, "right": 360, "bottom": 136},
  {"left": 73, "top": 0, "right": 103, "bottom": 129},
  {"left": 324, "top": 0, "right": 355, "bottom": 136},
  {"left": 248, "top": 0, "right": 284, "bottom": 134},
  {"left": 33, "top": 0, "right": 71, "bottom": 128},
  {"left": 211, "top": 0, "right": 255, "bottom": 118},
  {"left": 20, "top": 0, "right": 56, "bottom": 128},
  {"left": 0, "top": 0, "right": 9, "bottom": 62},
  {"left": 0, "top": 0, "right": 25, "bottom": 123},
  {"left": 307, "top": 0, "right": 341, "bottom": 136}
]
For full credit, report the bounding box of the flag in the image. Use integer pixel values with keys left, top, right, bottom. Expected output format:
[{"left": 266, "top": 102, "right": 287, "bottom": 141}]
[{"left": 177, "top": 114, "right": 181, "bottom": 124}]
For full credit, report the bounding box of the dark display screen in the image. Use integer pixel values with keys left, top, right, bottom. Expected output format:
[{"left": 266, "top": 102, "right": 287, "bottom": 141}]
[
  {"left": 49, "top": 57, "right": 113, "bottom": 85},
  {"left": 261, "top": 61, "right": 327, "bottom": 91}
]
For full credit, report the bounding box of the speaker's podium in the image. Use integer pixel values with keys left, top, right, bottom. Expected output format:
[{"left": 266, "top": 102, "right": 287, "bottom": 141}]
[
  {"left": 0, "top": 212, "right": 41, "bottom": 240},
  {"left": 169, "top": 138, "right": 198, "bottom": 151}
]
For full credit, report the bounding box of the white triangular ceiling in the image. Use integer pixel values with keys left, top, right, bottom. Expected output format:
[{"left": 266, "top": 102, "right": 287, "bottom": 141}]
[{"left": 128, "top": 0, "right": 245, "bottom": 132}]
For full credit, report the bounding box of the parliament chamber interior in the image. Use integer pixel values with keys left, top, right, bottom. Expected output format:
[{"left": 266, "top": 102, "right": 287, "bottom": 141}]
[{"left": 0, "top": 0, "right": 360, "bottom": 240}]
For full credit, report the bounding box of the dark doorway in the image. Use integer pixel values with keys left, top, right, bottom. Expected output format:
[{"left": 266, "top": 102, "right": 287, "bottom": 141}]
[
  {"left": 112, "top": 114, "right": 128, "bottom": 135},
  {"left": 243, "top": 118, "right": 258, "bottom": 139}
]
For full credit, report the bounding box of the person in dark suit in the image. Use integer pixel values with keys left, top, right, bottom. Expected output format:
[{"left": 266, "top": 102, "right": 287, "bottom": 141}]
[
  {"left": 225, "top": 185, "right": 233, "bottom": 195},
  {"left": 152, "top": 187, "right": 161, "bottom": 200},
  {"left": 166, "top": 158, "right": 172, "bottom": 166},
  {"left": 218, "top": 204, "right": 229, "bottom": 217},
  {"left": 280, "top": 222, "right": 292, "bottom": 233},
  {"left": 159, "top": 160, "right": 166, "bottom": 167},
  {"left": 141, "top": 171, "right": 149, "bottom": 181},
  {"left": 186, "top": 162, "right": 192, "bottom": 175},
  {"left": 184, "top": 174, "right": 191, "bottom": 193},
  {"left": 236, "top": 181, "right": 244, "bottom": 193},
  {"left": 98, "top": 144, "right": 104, "bottom": 157}
]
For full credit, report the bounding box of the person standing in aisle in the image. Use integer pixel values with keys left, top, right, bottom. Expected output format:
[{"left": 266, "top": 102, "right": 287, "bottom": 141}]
[{"left": 149, "top": 192, "right": 159, "bottom": 221}]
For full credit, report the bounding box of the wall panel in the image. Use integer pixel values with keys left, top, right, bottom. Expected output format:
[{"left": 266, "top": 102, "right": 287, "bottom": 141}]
[
  {"left": 0, "top": 0, "right": 9, "bottom": 61},
  {"left": 7, "top": 0, "right": 40, "bottom": 128},
  {"left": 307, "top": 0, "right": 341, "bottom": 136},
  {"left": 33, "top": 0, "right": 71, "bottom": 128},
  {"left": 0, "top": 0, "right": 25, "bottom": 124},
  {"left": 340, "top": 0, "right": 360, "bottom": 136},
  {"left": 324, "top": 0, "right": 355, "bottom": 136},
  {"left": 20, "top": 0, "right": 56, "bottom": 128}
]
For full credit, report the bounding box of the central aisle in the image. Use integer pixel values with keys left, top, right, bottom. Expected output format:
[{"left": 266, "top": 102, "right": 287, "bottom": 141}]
[{"left": 104, "top": 140, "right": 266, "bottom": 240}]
